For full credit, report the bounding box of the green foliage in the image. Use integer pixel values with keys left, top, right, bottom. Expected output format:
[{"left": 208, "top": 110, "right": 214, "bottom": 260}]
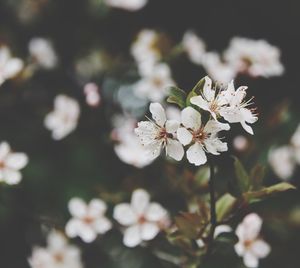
[
  {"left": 166, "top": 86, "right": 187, "bottom": 109},
  {"left": 216, "top": 194, "right": 237, "bottom": 222}
]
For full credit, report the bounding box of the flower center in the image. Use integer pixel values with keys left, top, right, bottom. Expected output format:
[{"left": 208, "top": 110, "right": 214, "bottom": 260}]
[
  {"left": 83, "top": 216, "right": 94, "bottom": 224},
  {"left": 244, "top": 239, "right": 253, "bottom": 249},
  {"left": 0, "top": 161, "right": 5, "bottom": 169},
  {"left": 54, "top": 253, "right": 64, "bottom": 263},
  {"left": 192, "top": 128, "right": 208, "bottom": 143},
  {"left": 138, "top": 215, "right": 147, "bottom": 224},
  {"left": 209, "top": 101, "right": 219, "bottom": 113},
  {"left": 153, "top": 77, "right": 163, "bottom": 88},
  {"left": 156, "top": 128, "right": 173, "bottom": 141}
]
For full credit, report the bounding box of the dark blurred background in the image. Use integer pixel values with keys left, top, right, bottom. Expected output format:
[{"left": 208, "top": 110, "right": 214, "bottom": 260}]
[{"left": 0, "top": 0, "right": 300, "bottom": 267}]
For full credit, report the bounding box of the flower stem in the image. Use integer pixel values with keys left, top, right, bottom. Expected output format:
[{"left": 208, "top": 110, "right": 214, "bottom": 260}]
[{"left": 207, "top": 158, "right": 217, "bottom": 255}]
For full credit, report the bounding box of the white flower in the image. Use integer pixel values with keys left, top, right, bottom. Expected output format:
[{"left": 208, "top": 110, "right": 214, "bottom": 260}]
[
  {"left": 104, "top": 0, "right": 147, "bottom": 11},
  {"left": 268, "top": 145, "right": 295, "bottom": 180},
  {"left": 0, "top": 141, "right": 28, "bottom": 185},
  {"left": 291, "top": 124, "right": 300, "bottom": 164},
  {"left": 182, "top": 31, "right": 206, "bottom": 65},
  {"left": 219, "top": 80, "right": 258, "bottom": 135},
  {"left": 113, "top": 189, "right": 170, "bottom": 247},
  {"left": 235, "top": 213, "right": 271, "bottom": 268},
  {"left": 65, "top": 197, "right": 112, "bottom": 243},
  {"left": 29, "top": 38, "right": 58, "bottom": 69},
  {"left": 29, "top": 230, "right": 83, "bottom": 268},
  {"left": 190, "top": 76, "right": 228, "bottom": 120},
  {"left": 133, "top": 63, "right": 175, "bottom": 102},
  {"left": 224, "top": 37, "right": 284, "bottom": 78},
  {"left": 177, "top": 107, "right": 229, "bottom": 166},
  {"left": 0, "top": 46, "right": 24, "bottom": 86},
  {"left": 44, "top": 95, "right": 80, "bottom": 140},
  {"left": 131, "top": 30, "right": 161, "bottom": 76},
  {"left": 84, "top": 82, "right": 101, "bottom": 107},
  {"left": 135, "top": 103, "right": 184, "bottom": 161},
  {"left": 112, "top": 116, "right": 154, "bottom": 168},
  {"left": 202, "top": 52, "right": 236, "bottom": 84}
]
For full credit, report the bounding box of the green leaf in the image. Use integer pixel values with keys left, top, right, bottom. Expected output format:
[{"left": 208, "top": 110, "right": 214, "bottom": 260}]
[
  {"left": 191, "top": 77, "right": 206, "bottom": 94},
  {"left": 233, "top": 157, "right": 251, "bottom": 195},
  {"left": 250, "top": 164, "right": 265, "bottom": 191},
  {"left": 216, "top": 194, "right": 237, "bottom": 222},
  {"left": 244, "top": 182, "right": 296, "bottom": 203},
  {"left": 166, "top": 86, "right": 187, "bottom": 109},
  {"left": 215, "top": 232, "right": 239, "bottom": 245},
  {"left": 186, "top": 91, "right": 197, "bottom": 106}
]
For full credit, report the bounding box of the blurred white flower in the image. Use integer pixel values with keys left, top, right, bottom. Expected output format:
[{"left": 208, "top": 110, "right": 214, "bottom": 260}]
[
  {"left": 235, "top": 213, "right": 271, "bottom": 268},
  {"left": 165, "top": 106, "right": 181, "bottom": 122},
  {"left": 291, "top": 124, "right": 300, "bottom": 164},
  {"left": 202, "top": 52, "right": 236, "bottom": 84},
  {"left": 190, "top": 76, "right": 228, "bottom": 120},
  {"left": 104, "top": 0, "right": 147, "bottom": 11},
  {"left": 83, "top": 82, "right": 101, "bottom": 107},
  {"left": 133, "top": 63, "right": 175, "bottom": 102},
  {"left": 233, "top": 135, "right": 249, "bottom": 152},
  {"left": 177, "top": 107, "right": 230, "bottom": 166},
  {"left": 268, "top": 145, "right": 295, "bottom": 180},
  {"left": 113, "top": 189, "right": 170, "bottom": 247},
  {"left": 131, "top": 30, "right": 161, "bottom": 76},
  {"left": 112, "top": 115, "right": 154, "bottom": 168},
  {"left": 182, "top": 31, "right": 206, "bottom": 65},
  {"left": 224, "top": 37, "right": 284, "bottom": 78},
  {"left": 29, "top": 230, "right": 83, "bottom": 268},
  {"left": 0, "top": 46, "right": 24, "bottom": 86},
  {"left": 29, "top": 38, "right": 58, "bottom": 69},
  {"left": 65, "top": 197, "right": 112, "bottom": 243},
  {"left": 0, "top": 141, "right": 28, "bottom": 185},
  {"left": 135, "top": 102, "right": 184, "bottom": 161},
  {"left": 44, "top": 95, "right": 80, "bottom": 140},
  {"left": 219, "top": 80, "right": 258, "bottom": 135}
]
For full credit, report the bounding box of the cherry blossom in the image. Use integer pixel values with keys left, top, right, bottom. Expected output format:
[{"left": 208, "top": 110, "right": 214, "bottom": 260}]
[
  {"left": 235, "top": 213, "right": 271, "bottom": 268},
  {"left": 29, "top": 230, "right": 83, "bottom": 268},
  {"left": 44, "top": 95, "right": 80, "bottom": 140},
  {"left": 104, "top": 0, "right": 147, "bottom": 11},
  {"left": 135, "top": 102, "right": 184, "bottom": 161},
  {"left": 177, "top": 107, "right": 230, "bottom": 166},
  {"left": 65, "top": 198, "right": 112, "bottom": 243},
  {"left": 0, "top": 46, "right": 24, "bottom": 86},
  {"left": 0, "top": 141, "right": 28, "bottom": 185},
  {"left": 182, "top": 31, "right": 206, "bottom": 65},
  {"left": 113, "top": 189, "right": 170, "bottom": 247},
  {"left": 84, "top": 82, "right": 101, "bottom": 107}
]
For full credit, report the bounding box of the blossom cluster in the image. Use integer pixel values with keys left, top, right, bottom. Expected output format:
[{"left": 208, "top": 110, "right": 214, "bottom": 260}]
[{"left": 135, "top": 76, "right": 257, "bottom": 166}]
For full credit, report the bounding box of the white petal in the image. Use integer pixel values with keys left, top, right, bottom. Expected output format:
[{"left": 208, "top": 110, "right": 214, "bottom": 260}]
[
  {"left": 131, "top": 189, "right": 150, "bottom": 216},
  {"left": 145, "top": 203, "right": 168, "bottom": 222},
  {"left": 134, "top": 121, "right": 157, "bottom": 145},
  {"left": 204, "top": 138, "right": 228, "bottom": 155},
  {"left": 165, "top": 120, "right": 179, "bottom": 134},
  {"left": 214, "top": 225, "right": 232, "bottom": 237},
  {"left": 68, "top": 198, "right": 87, "bottom": 218},
  {"left": 204, "top": 120, "right": 230, "bottom": 134},
  {"left": 149, "top": 103, "right": 166, "bottom": 127},
  {"left": 4, "top": 153, "right": 28, "bottom": 170},
  {"left": 186, "top": 143, "right": 207, "bottom": 166},
  {"left": 78, "top": 224, "right": 97, "bottom": 243},
  {"left": 166, "top": 139, "right": 184, "bottom": 161},
  {"left": 243, "top": 251, "right": 259, "bottom": 268},
  {"left": 140, "top": 222, "right": 160, "bottom": 241},
  {"left": 241, "top": 121, "right": 254, "bottom": 135},
  {"left": 0, "top": 142, "right": 10, "bottom": 160},
  {"left": 2, "top": 58, "right": 23, "bottom": 78},
  {"left": 177, "top": 127, "right": 193, "bottom": 146},
  {"left": 144, "top": 140, "right": 162, "bottom": 160},
  {"left": 250, "top": 239, "right": 271, "bottom": 258},
  {"left": 123, "top": 225, "right": 142, "bottom": 247},
  {"left": 203, "top": 76, "right": 214, "bottom": 101},
  {"left": 113, "top": 203, "right": 138, "bottom": 226},
  {"left": 88, "top": 199, "right": 107, "bottom": 217},
  {"left": 181, "top": 107, "right": 202, "bottom": 130},
  {"left": 3, "top": 169, "right": 22, "bottom": 184},
  {"left": 65, "top": 218, "right": 82, "bottom": 238},
  {"left": 190, "top": 96, "right": 210, "bottom": 112},
  {"left": 234, "top": 242, "right": 245, "bottom": 256},
  {"left": 93, "top": 217, "right": 112, "bottom": 234}
]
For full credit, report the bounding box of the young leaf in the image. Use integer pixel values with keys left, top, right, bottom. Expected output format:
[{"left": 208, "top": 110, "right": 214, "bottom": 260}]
[
  {"left": 244, "top": 182, "right": 296, "bottom": 203},
  {"left": 191, "top": 77, "right": 206, "bottom": 94},
  {"left": 216, "top": 194, "right": 237, "bottom": 222},
  {"left": 233, "top": 157, "right": 251, "bottom": 194},
  {"left": 250, "top": 164, "right": 265, "bottom": 191},
  {"left": 167, "top": 86, "right": 187, "bottom": 109}
]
